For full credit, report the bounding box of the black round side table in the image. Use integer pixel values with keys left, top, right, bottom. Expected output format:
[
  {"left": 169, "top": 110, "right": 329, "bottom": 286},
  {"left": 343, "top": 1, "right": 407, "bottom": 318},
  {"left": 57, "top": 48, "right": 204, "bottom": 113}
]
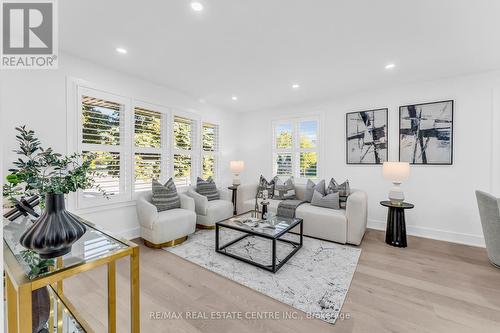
[
  {"left": 380, "top": 201, "right": 414, "bottom": 248},
  {"left": 227, "top": 185, "right": 239, "bottom": 215}
]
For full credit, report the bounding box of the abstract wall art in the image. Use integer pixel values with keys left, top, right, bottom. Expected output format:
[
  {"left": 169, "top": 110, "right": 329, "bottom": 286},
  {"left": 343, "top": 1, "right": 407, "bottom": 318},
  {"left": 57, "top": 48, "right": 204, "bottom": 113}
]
[
  {"left": 399, "top": 100, "right": 453, "bottom": 165},
  {"left": 346, "top": 109, "right": 388, "bottom": 164}
]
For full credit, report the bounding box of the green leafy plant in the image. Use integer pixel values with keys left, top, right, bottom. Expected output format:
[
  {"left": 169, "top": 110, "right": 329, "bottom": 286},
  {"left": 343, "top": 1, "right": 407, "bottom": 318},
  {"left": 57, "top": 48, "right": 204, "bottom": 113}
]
[
  {"left": 3, "top": 126, "right": 108, "bottom": 204},
  {"left": 20, "top": 249, "right": 55, "bottom": 278}
]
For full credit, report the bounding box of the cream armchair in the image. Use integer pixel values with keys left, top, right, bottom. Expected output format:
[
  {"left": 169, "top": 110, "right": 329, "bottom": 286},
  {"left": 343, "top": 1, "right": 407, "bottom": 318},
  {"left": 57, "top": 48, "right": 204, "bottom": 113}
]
[
  {"left": 186, "top": 186, "right": 234, "bottom": 229},
  {"left": 136, "top": 191, "right": 196, "bottom": 248}
]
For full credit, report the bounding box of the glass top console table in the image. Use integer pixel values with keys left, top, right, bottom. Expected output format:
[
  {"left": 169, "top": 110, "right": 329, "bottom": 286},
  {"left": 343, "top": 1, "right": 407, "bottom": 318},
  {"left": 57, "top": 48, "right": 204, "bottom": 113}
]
[{"left": 3, "top": 214, "right": 140, "bottom": 333}]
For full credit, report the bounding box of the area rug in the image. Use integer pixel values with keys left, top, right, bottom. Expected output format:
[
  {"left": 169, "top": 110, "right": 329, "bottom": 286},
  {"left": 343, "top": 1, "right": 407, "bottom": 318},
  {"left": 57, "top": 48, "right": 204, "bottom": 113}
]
[{"left": 165, "top": 229, "right": 360, "bottom": 324}]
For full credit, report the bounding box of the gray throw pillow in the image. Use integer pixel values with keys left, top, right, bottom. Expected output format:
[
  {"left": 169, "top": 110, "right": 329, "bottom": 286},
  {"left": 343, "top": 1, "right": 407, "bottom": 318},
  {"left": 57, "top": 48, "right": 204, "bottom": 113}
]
[
  {"left": 305, "top": 179, "right": 326, "bottom": 202},
  {"left": 327, "top": 178, "right": 351, "bottom": 197},
  {"left": 151, "top": 178, "right": 181, "bottom": 212},
  {"left": 311, "top": 189, "right": 340, "bottom": 210},
  {"left": 196, "top": 176, "right": 220, "bottom": 201},
  {"left": 257, "top": 175, "right": 275, "bottom": 199},
  {"left": 274, "top": 176, "right": 296, "bottom": 200}
]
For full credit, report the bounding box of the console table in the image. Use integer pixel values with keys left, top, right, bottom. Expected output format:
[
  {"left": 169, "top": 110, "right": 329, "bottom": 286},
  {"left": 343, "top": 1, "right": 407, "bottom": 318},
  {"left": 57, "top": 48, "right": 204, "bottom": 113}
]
[
  {"left": 380, "top": 201, "right": 414, "bottom": 248},
  {"left": 3, "top": 215, "right": 140, "bottom": 333}
]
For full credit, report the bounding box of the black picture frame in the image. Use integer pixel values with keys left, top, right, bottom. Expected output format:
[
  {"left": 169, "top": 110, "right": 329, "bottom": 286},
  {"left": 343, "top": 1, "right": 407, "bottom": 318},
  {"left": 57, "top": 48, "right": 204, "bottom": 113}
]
[
  {"left": 346, "top": 108, "right": 388, "bottom": 165},
  {"left": 399, "top": 100, "right": 454, "bottom": 165}
]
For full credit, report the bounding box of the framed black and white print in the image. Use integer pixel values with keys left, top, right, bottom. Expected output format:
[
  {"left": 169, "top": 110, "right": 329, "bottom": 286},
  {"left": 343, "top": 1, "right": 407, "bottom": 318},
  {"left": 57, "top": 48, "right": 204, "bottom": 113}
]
[
  {"left": 399, "top": 100, "right": 453, "bottom": 165},
  {"left": 346, "top": 108, "right": 388, "bottom": 164}
]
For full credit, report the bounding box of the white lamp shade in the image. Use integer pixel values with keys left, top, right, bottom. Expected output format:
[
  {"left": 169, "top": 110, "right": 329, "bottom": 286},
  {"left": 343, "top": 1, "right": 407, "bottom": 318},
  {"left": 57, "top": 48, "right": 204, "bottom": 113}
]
[
  {"left": 230, "top": 160, "right": 245, "bottom": 174},
  {"left": 383, "top": 162, "right": 410, "bottom": 182}
]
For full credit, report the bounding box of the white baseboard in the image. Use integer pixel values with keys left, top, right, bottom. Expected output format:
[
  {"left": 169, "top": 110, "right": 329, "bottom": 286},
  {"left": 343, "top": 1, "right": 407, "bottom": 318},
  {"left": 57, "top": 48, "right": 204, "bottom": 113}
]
[
  {"left": 367, "top": 219, "right": 485, "bottom": 248},
  {"left": 117, "top": 227, "right": 140, "bottom": 240}
]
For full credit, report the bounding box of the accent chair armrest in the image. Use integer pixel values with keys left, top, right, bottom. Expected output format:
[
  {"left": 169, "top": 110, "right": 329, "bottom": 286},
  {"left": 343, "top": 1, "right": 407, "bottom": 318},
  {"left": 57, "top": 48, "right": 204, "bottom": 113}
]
[
  {"left": 136, "top": 196, "right": 159, "bottom": 230},
  {"left": 219, "top": 188, "right": 232, "bottom": 202},
  {"left": 345, "top": 189, "right": 368, "bottom": 245},
  {"left": 186, "top": 189, "right": 209, "bottom": 216},
  {"left": 179, "top": 193, "right": 195, "bottom": 212}
]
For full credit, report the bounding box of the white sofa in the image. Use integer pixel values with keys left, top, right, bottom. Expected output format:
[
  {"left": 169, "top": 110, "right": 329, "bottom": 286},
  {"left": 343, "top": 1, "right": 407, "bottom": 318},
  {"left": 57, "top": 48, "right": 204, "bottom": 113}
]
[
  {"left": 136, "top": 191, "right": 196, "bottom": 248},
  {"left": 186, "top": 186, "right": 234, "bottom": 228},
  {"left": 236, "top": 183, "right": 368, "bottom": 245}
]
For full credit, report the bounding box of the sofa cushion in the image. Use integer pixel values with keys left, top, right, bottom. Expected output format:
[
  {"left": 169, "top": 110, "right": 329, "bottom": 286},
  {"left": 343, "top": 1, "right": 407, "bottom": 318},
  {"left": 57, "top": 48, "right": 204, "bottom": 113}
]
[
  {"left": 151, "top": 178, "right": 181, "bottom": 212},
  {"left": 196, "top": 176, "right": 220, "bottom": 201},
  {"left": 304, "top": 179, "right": 326, "bottom": 202},
  {"left": 295, "top": 203, "right": 347, "bottom": 243},
  {"left": 274, "top": 176, "right": 296, "bottom": 200},
  {"left": 311, "top": 190, "right": 340, "bottom": 209}
]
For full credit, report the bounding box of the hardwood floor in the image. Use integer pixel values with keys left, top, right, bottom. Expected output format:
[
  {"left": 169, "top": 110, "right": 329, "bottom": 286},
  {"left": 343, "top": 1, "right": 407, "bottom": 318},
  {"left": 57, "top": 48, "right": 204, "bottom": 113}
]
[{"left": 64, "top": 229, "right": 500, "bottom": 333}]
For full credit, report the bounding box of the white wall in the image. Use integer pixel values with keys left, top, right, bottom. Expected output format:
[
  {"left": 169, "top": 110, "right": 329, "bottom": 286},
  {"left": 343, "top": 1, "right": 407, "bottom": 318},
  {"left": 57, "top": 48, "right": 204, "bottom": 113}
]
[
  {"left": 1, "top": 52, "right": 239, "bottom": 239},
  {"left": 239, "top": 70, "right": 500, "bottom": 247}
]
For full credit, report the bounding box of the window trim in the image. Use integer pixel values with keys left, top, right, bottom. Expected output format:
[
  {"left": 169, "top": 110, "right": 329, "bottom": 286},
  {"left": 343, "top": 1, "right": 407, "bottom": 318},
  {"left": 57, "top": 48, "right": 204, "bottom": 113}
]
[
  {"left": 272, "top": 116, "right": 321, "bottom": 181},
  {"left": 67, "top": 78, "right": 220, "bottom": 211},
  {"left": 132, "top": 100, "right": 170, "bottom": 195},
  {"left": 201, "top": 122, "right": 220, "bottom": 181}
]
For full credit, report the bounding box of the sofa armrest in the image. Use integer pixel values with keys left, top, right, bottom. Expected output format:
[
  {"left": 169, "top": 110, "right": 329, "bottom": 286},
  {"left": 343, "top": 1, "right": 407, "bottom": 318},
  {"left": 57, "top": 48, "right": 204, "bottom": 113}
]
[
  {"left": 136, "top": 196, "right": 159, "bottom": 230},
  {"left": 219, "top": 188, "right": 232, "bottom": 202},
  {"left": 179, "top": 193, "right": 195, "bottom": 212},
  {"left": 345, "top": 189, "right": 368, "bottom": 245},
  {"left": 186, "top": 189, "right": 208, "bottom": 216},
  {"left": 236, "top": 183, "right": 259, "bottom": 214}
]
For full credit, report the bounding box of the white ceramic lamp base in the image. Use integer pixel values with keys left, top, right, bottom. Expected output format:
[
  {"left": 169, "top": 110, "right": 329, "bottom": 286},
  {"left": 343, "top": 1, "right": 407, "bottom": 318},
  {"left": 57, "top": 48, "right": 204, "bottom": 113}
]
[{"left": 388, "top": 182, "right": 405, "bottom": 204}]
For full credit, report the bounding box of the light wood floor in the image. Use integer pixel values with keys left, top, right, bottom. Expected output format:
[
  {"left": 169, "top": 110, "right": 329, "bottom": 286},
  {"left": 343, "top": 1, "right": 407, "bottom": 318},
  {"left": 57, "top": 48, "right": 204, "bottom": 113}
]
[{"left": 64, "top": 229, "right": 500, "bottom": 333}]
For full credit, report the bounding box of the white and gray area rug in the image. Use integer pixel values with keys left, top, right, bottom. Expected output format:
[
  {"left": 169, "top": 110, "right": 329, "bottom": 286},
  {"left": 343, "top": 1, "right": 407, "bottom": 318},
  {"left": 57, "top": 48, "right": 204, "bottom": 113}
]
[{"left": 165, "top": 229, "right": 361, "bottom": 324}]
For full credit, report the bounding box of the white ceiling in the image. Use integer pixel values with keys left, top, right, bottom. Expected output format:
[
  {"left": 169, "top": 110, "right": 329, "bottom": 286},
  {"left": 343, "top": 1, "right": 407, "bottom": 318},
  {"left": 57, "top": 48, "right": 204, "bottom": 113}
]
[{"left": 60, "top": 0, "right": 500, "bottom": 112}]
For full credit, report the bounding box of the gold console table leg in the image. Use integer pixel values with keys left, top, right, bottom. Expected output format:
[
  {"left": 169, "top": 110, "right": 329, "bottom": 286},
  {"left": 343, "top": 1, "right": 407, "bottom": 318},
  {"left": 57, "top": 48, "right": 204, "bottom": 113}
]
[
  {"left": 6, "top": 273, "right": 18, "bottom": 333},
  {"left": 108, "top": 261, "right": 117, "bottom": 333},
  {"left": 130, "top": 246, "right": 140, "bottom": 332},
  {"left": 18, "top": 283, "right": 32, "bottom": 333}
]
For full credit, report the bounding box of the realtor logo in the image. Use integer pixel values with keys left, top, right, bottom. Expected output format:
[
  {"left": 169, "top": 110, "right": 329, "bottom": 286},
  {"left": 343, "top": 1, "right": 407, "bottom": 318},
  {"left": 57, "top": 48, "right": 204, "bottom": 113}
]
[{"left": 1, "top": 0, "right": 58, "bottom": 69}]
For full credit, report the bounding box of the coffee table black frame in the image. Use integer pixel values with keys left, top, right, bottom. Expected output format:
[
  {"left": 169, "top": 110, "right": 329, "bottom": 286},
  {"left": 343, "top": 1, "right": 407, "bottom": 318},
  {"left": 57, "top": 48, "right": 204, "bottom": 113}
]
[{"left": 215, "top": 212, "right": 303, "bottom": 273}]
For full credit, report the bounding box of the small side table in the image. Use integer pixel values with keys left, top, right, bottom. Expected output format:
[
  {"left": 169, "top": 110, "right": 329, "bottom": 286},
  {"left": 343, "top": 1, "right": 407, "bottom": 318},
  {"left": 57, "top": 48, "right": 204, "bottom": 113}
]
[
  {"left": 380, "top": 201, "right": 414, "bottom": 248},
  {"left": 228, "top": 185, "right": 239, "bottom": 215}
]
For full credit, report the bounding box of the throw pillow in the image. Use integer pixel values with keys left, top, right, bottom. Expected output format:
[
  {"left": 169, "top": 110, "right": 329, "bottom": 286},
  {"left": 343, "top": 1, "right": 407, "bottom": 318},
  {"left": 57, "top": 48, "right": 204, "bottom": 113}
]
[
  {"left": 151, "top": 178, "right": 181, "bottom": 212},
  {"left": 196, "top": 176, "right": 220, "bottom": 201},
  {"left": 274, "top": 176, "right": 296, "bottom": 200},
  {"left": 304, "top": 179, "right": 326, "bottom": 202},
  {"left": 257, "top": 175, "right": 275, "bottom": 199},
  {"left": 326, "top": 178, "right": 351, "bottom": 197},
  {"left": 311, "top": 189, "right": 340, "bottom": 210}
]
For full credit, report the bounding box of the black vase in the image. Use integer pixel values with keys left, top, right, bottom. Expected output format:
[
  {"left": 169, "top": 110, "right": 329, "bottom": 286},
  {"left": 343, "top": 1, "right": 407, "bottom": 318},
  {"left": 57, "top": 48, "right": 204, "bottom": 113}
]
[{"left": 20, "top": 193, "right": 86, "bottom": 259}]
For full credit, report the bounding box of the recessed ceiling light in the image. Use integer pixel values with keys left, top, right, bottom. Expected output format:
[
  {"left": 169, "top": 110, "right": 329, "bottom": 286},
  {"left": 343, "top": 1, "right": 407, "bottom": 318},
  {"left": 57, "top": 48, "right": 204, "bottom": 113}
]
[
  {"left": 190, "top": 2, "right": 203, "bottom": 11},
  {"left": 231, "top": 96, "right": 238, "bottom": 101},
  {"left": 385, "top": 63, "right": 396, "bottom": 70},
  {"left": 116, "top": 47, "right": 127, "bottom": 54},
  {"left": 292, "top": 83, "right": 300, "bottom": 89}
]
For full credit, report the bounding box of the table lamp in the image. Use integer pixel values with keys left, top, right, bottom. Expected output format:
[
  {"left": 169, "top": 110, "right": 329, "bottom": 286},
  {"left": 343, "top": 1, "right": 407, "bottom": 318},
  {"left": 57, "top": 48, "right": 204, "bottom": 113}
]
[
  {"left": 382, "top": 162, "right": 410, "bottom": 204},
  {"left": 230, "top": 160, "right": 245, "bottom": 186}
]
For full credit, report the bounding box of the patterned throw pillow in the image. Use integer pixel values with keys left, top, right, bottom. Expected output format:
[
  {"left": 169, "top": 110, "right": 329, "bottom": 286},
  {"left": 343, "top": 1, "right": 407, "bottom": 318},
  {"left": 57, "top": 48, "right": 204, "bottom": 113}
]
[
  {"left": 311, "top": 190, "right": 340, "bottom": 210},
  {"left": 274, "top": 176, "right": 296, "bottom": 200},
  {"left": 151, "top": 178, "right": 181, "bottom": 212},
  {"left": 304, "top": 179, "right": 326, "bottom": 202},
  {"left": 196, "top": 176, "right": 220, "bottom": 201},
  {"left": 327, "top": 178, "right": 351, "bottom": 197},
  {"left": 257, "top": 175, "right": 275, "bottom": 199}
]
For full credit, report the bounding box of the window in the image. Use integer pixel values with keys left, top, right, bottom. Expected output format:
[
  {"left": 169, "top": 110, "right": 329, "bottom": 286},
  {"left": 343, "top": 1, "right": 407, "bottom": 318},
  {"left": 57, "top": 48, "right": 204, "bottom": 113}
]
[
  {"left": 72, "top": 81, "right": 219, "bottom": 209},
  {"left": 134, "top": 106, "right": 163, "bottom": 191},
  {"left": 79, "top": 91, "right": 129, "bottom": 205},
  {"left": 273, "top": 118, "right": 319, "bottom": 179},
  {"left": 202, "top": 122, "right": 219, "bottom": 179},
  {"left": 173, "top": 115, "right": 197, "bottom": 186}
]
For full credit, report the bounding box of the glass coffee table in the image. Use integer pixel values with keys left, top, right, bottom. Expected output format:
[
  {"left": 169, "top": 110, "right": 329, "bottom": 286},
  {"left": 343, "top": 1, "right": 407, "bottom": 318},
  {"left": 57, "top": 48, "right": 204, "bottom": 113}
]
[{"left": 215, "top": 211, "right": 303, "bottom": 273}]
